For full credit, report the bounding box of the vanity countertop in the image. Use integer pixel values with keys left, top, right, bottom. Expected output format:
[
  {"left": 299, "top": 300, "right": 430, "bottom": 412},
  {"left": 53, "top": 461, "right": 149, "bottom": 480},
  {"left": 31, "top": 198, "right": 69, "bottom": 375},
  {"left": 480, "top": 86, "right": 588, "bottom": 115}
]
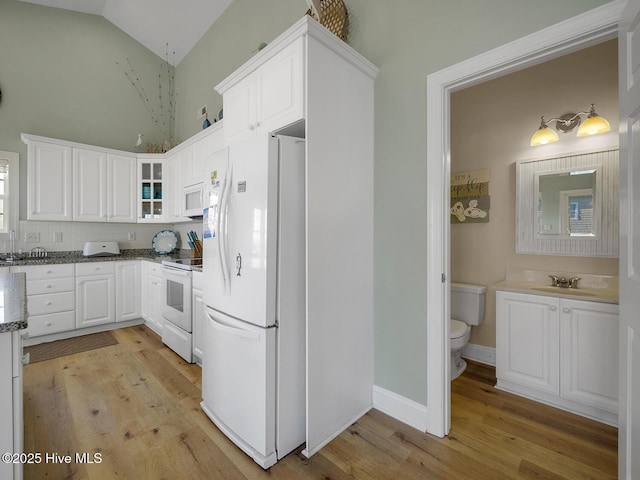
[
  {"left": 0, "top": 272, "right": 28, "bottom": 333},
  {"left": 493, "top": 280, "right": 618, "bottom": 304},
  {"left": 493, "top": 268, "right": 618, "bottom": 304}
]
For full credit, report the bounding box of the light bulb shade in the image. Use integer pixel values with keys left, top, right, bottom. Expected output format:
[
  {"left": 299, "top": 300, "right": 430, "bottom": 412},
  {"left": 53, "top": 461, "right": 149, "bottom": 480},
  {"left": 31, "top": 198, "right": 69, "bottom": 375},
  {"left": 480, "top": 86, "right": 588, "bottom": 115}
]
[
  {"left": 576, "top": 114, "right": 611, "bottom": 137},
  {"left": 530, "top": 126, "right": 559, "bottom": 146}
]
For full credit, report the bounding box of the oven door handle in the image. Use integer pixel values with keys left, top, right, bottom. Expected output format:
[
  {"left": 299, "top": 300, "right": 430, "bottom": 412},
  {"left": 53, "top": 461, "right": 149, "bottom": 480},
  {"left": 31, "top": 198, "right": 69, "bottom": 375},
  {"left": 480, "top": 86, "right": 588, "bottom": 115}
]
[{"left": 163, "top": 267, "right": 192, "bottom": 277}]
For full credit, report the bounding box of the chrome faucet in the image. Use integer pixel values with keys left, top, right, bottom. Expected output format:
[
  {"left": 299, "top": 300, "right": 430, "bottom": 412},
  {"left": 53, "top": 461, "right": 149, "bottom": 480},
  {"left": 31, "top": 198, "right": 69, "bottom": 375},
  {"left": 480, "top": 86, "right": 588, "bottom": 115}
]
[{"left": 549, "top": 275, "right": 581, "bottom": 288}]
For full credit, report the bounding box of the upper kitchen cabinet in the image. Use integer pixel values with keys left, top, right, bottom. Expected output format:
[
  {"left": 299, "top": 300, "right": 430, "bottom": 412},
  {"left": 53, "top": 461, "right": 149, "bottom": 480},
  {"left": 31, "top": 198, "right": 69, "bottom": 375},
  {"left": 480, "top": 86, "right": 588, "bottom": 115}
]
[
  {"left": 217, "top": 37, "right": 304, "bottom": 145},
  {"left": 137, "top": 156, "right": 166, "bottom": 222},
  {"left": 23, "top": 135, "right": 73, "bottom": 221},
  {"left": 168, "top": 121, "right": 223, "bottom": 220},
  {"left": 23, "top": 134, "right": 136, "bottom": 223},
  {"left": 73, "top": 148, "right": 137, "bottom": 223},
  {"left": 217, "top": 16, "right": 378, "bottom": 459},
  {"left": 107, "top": 153, "right": 137, "bottom": 223},
  {"left": 186, "top": 122, "right": 223, "bottom": 188}
]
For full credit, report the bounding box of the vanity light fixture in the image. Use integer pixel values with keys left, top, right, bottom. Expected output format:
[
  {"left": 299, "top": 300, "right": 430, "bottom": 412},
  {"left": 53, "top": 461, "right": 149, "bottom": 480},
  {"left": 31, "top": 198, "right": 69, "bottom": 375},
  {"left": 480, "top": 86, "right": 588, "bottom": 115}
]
[{"left": 530, "top": 103, "right": 611, "bottom": 146}]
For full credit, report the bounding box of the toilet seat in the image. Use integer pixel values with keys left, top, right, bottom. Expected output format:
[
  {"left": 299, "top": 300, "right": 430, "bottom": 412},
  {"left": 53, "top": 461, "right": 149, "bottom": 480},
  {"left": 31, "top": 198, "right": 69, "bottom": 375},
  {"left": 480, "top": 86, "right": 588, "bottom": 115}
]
[{"left": 450, "top": 319, "right": 468, "bottom": 339}]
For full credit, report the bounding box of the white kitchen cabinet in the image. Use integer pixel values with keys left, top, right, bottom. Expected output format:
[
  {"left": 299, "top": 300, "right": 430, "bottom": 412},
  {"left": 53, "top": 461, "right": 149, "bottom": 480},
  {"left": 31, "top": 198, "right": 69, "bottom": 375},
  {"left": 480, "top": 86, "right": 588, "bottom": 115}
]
[
  {"left": 137, "top": 157, "right": 166, "bottom": 222},
  {"left": 164, "top": 152, "right": 190, "bottom": 223},
  {"left": 192, "top": 271, "right": 203, "bottom": 363},
  {"left": 75, "top": 262, "right": 115, "bottom": 328},
  {"left": 107, "top": 153, "right": 137, "bottom": 223},
  {"left": 177, "top": 123, "right": 224, "bottom": 218},
  {"left": 11, "top": 264, "right": 76, "bottom": 338},
  {"left": 24, "top": 134, "right": 136, "bottom": 224},
  {"left": 0, "top": 331, "right": 23, "bottom": 480},
  {"left": 141, "top": 261, "right": 164, "bottom": 334},
  {"left": 74, "top": 149, "right": 136, "bottom": 223},
  {"left": 220, "top": 37, "right": 304, "bottom": 145},
  {"left": 23, "top": 136, "right": 73, "bottom": 221},
  {"left": 115, "top": 261, "right": 141, "bottom": 322},
  {"left": 73, "top": 147, "right": 107, "bottom": 222},
  {"left": 191, "top": 122, "right": 223, "bottom": 185},
  {"left": 496, "top": 290, "right": 619, "bottom": 425}
]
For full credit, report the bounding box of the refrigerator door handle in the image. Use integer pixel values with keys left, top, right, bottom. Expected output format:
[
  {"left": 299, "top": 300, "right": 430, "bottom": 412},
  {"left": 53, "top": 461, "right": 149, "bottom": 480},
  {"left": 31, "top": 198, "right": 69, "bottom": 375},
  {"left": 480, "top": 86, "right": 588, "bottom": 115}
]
[
  {"left": 217, "top": 165, "right": 231, "bottom": 294},
  {"left": 221, "top": 164, "right": 233, "bottom": 294},
  {"left": 206, "top": 310, "right": 260, "bottom": 340}
]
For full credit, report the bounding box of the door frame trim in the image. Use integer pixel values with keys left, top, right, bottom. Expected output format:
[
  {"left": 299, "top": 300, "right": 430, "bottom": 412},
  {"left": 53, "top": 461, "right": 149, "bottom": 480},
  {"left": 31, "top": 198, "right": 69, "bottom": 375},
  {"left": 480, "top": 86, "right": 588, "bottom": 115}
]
[{"left": 425, "top": 0, "right": 625, "bottom": 437}]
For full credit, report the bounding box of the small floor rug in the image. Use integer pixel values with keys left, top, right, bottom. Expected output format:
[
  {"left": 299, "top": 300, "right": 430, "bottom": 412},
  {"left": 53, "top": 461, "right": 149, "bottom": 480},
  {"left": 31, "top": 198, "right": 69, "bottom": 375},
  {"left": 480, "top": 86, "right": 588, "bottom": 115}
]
[{"left": 25, "top": 331, "right": 118, "bottom": 364}]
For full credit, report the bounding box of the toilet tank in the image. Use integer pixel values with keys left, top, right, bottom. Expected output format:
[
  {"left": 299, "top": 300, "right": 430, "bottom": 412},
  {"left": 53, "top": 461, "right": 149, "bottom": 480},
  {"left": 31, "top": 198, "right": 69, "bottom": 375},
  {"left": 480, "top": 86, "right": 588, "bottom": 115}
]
[{"left": 450, "top": 282, "right": 486, "bottom": 326}]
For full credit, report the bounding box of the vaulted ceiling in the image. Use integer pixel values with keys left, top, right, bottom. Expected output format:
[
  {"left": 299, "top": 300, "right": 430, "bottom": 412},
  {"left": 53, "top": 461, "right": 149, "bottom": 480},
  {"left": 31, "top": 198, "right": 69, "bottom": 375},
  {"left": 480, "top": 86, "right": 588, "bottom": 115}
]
[{"left": 19, "top": 0, "right": 235, "bottom": 65}]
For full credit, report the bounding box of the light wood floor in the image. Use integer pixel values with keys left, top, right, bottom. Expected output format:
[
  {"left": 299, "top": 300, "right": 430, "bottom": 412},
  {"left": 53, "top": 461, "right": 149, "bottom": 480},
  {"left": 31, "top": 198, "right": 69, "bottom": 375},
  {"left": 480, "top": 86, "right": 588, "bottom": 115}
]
[{"left": 23, "top": 325, "right": 617, "bottom": 479}]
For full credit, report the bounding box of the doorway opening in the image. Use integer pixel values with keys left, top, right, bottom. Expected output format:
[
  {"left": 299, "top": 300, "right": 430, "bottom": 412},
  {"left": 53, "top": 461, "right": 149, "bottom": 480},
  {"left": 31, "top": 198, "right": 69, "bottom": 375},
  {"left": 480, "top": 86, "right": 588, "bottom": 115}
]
[{"left": 424, "top": 0, "right": 625, "bottom": 437}]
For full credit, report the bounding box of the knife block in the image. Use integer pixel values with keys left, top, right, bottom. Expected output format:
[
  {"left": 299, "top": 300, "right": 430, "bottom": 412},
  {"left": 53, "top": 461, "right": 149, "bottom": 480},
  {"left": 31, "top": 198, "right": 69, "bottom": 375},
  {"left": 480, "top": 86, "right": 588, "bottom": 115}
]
[{"left": 191, "top": 240, "right": 203, "bottom": 258}]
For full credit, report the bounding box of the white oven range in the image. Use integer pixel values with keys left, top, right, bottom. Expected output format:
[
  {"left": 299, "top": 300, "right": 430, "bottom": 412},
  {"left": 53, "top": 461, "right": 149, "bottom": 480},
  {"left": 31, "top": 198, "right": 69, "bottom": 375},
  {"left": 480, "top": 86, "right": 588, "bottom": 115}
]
[{"left": 161, "top": 259, "right": 199, "bottom": 363}]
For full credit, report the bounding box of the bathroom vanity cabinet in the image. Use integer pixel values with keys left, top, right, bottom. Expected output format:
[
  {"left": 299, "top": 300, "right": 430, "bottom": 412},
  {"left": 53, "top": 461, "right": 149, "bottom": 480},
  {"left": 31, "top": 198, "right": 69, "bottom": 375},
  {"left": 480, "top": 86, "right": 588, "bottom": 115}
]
[{"left": 496, "top": 290, "right": 618, "bottom": 426}]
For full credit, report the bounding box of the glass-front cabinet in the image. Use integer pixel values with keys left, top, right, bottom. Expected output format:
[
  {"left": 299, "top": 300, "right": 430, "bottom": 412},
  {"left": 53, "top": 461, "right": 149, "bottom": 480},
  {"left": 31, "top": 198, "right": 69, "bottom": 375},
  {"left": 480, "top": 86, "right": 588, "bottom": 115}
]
[{"left": 138, "top": 156, "right": 165, "bottom": 222}]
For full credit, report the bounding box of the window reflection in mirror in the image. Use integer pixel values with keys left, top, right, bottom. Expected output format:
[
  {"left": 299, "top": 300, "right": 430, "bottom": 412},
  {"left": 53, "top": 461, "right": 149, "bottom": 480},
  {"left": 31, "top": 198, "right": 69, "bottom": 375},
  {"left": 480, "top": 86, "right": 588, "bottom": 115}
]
[
  {"left": 537, "top": 170, "right": 596, "bottom": 237},
  {"left": 516, "top": 149, "right": 617, "bottom": 257}
]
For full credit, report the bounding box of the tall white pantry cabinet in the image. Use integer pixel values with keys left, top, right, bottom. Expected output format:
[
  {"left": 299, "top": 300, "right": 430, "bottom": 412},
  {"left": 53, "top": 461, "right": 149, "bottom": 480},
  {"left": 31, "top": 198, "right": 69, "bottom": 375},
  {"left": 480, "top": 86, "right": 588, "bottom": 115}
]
[{"left": 215, "top": 16, "right": 379, "bottom": 457}]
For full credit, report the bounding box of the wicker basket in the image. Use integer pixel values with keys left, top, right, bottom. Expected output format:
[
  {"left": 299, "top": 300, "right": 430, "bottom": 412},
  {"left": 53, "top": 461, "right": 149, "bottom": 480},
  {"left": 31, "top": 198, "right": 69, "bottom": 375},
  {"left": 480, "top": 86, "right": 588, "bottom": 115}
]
[{"left": 306, "top": 0, "right": 349, "bottom": 42}]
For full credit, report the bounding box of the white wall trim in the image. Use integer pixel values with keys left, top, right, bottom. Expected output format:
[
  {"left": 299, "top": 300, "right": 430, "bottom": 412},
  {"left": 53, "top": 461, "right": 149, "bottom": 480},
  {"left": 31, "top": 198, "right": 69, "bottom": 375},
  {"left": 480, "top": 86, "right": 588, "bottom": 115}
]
[
  {"left": 372, "top": 385, "right": 428, "bottom": 432},
  {"left": 425, "top": 0, "right": 625, "bottom": 438},
  {"left": 462, "top": 343, "right": 496, "bottom": 367}
]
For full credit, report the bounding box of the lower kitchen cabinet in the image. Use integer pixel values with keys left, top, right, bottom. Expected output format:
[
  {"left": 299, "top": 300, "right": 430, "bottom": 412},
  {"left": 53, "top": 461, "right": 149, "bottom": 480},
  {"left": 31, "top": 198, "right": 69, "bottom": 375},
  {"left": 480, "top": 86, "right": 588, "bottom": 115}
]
[
  {"left": 141, "top": 260, "right": 165, "bottom": 334},
  {"left": 0, "top": 331, "right": 24, "bottom": 480},
  {"left": 496, "top": 290, "right": 618, "bottom": 425},
  {"left": 192, "top": 271, "right": 203, "bottom": 363},
  {"left": 11, "top": 264, "right": 76, "bottom": 338},
  {"left": 115, "top": 261, "right": 141, "bottom": 322},
  {"left": 75, "top": 262, "right": 115, "bottom": 328}
]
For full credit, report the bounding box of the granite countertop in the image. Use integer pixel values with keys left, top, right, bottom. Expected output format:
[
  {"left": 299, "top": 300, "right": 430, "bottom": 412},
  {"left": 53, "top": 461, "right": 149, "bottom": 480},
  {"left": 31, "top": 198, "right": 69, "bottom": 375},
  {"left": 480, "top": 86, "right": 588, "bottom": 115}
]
[
  {"left": 0, "top": 273, "right": 28, "bottom": 333},
  {"left": 493, "top": 268, "right": 618, "bottom": 304},
  {"left": 0, "top": 249, "right": 200, "bottom": 269}
]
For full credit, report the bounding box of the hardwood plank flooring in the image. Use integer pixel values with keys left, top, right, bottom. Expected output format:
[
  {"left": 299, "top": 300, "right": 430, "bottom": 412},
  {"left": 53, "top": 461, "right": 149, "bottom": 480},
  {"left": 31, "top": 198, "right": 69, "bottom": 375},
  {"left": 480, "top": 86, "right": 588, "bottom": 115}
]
[{"left": 23, "top": 325, "right": 617, "bottom": 479}]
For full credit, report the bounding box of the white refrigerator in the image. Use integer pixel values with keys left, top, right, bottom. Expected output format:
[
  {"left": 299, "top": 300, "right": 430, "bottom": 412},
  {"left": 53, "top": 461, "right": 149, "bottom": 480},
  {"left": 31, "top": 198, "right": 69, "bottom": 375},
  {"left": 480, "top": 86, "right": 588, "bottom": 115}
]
[{"left": 200, "top": 134, "right": 306, "bottom": 469}]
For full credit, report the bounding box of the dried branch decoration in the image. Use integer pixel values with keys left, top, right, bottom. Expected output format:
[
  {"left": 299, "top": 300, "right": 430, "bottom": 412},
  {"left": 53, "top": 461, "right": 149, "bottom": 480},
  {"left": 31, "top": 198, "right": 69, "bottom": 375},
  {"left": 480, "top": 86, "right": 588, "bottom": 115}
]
[{"left": 117, "top": 44, "right": 176, "bottom": 152}]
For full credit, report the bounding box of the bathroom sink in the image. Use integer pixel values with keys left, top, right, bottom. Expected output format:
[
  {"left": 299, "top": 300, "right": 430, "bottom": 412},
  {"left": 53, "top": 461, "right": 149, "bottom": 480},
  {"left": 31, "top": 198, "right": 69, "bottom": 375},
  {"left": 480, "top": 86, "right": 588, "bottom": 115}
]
[{"left": 530, "top": 286, "right": 596, "bottom": 297}]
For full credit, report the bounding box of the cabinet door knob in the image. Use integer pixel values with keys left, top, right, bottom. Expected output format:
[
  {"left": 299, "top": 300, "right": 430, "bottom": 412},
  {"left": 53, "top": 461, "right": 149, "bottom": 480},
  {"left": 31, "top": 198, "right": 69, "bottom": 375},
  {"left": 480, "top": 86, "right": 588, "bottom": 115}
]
[
  {"left": 45, "top": 301, "right": 52, "bottom": 306},
  {"left": 549, "top": 305, "right": 557, "bottom": 311},
  {"left": 46, "top": 284, "right": 52, "bottom": 289},
  {"left": 563, "top": 307, "right": 571, "bottom": 313},
  {"left": 45, "top": 322, "right": 52, "bottom": 327}
]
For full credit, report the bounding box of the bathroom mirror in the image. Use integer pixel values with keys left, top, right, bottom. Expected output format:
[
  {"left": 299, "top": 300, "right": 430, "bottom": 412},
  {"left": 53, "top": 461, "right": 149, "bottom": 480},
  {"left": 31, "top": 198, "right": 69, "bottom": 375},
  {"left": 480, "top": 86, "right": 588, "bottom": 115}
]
[{"left": 516, "top": 149, "right": 618, "bottom": 257}]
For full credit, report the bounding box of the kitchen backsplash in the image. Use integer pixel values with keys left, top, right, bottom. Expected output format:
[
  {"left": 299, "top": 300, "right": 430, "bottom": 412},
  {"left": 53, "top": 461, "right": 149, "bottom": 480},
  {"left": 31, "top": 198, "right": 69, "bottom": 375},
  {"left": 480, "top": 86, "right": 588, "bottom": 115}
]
[{"left": 6, "top": 220, "right": 179, "bottom": 254}]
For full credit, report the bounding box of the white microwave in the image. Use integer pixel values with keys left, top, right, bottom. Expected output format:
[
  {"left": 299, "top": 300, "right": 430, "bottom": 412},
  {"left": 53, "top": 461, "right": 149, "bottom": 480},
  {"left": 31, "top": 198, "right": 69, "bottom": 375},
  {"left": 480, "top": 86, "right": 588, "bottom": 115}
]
[{"left": 182, "top": 183, "right": 203, "bottom": 217}]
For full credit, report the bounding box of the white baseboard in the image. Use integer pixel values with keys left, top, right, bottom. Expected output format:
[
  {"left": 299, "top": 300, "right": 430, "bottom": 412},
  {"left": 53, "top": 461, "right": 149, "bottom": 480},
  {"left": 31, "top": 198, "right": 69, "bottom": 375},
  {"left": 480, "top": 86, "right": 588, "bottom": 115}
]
[
  {"left": 372, "top": 346, "right": 495, "bottom": 432},
  {"left": 372, "top": 385, "right": 428, "bottom": 431},
  {"left": 23, "top": 318, "right": 144, "bottom": 346},
  {"left": 462, "top": 343, "right": 496, "bottom": 366}
]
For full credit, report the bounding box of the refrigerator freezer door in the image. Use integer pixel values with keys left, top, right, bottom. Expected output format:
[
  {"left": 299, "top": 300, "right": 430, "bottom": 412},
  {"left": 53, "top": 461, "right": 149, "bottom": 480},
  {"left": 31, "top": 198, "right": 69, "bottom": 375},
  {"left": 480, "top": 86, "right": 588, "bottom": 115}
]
[
  {"left": 203, "top": 135, "right": 279, "bottom": 328},
  {"left": 201, "top": 306, "right": 277, "bottom": 468}
]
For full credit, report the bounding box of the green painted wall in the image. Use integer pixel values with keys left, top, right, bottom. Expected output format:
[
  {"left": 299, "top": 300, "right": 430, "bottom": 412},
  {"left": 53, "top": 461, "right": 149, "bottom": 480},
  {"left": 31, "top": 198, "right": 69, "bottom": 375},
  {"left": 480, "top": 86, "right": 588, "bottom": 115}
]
[
  {"left": 0, "top": 0, "right": 613, "bottom": 405},
  {"left": 0, "top": 0, "right": 171, "bottom": 219}
]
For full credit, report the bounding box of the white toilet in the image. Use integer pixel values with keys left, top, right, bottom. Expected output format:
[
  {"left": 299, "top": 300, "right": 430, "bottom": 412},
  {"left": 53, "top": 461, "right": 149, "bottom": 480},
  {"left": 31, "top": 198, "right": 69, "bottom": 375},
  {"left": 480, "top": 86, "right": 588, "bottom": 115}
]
[{"left": 450, "top": 282, "right": 486, "bottom": 380}]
